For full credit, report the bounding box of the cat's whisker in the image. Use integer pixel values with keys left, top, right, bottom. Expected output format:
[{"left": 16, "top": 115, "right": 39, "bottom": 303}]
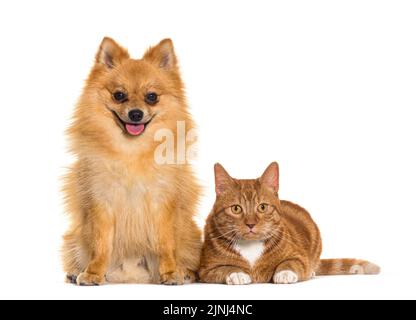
[
  {"left": 268, "top": 232, "right": 285, "bottom": 250},
  {"left": 270, "top": 230, "right": 301, "bottom": 249},
  {"left": 270, "top": 227, "right": 300, "bottom": 242},
  {"left": 224, "top": 233, "right": 240, "bottom": 259},
  {"left": 210, "top": 228, "right": 240, "bottom": 240}
]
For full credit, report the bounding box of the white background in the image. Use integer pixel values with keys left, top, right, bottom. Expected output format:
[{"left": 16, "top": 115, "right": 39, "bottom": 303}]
[{"left": 0, "top": 0, "right": 415, "bottom": 300}]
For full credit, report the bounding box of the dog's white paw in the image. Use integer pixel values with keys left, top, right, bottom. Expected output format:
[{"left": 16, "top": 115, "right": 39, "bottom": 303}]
[
  {"left": 226, "top": 272, "right": 252, "bottom": 285},
  {"left": 273, "top": 270, "right": 298, "bottom": 284}
]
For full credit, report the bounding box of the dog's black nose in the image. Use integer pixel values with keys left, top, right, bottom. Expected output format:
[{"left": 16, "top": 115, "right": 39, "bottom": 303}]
[{"left": 128, "top": 109, "right": 144, "bottom": 122}]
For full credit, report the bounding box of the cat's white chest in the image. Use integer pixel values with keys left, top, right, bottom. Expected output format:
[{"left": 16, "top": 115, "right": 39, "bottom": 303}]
[{"left": 234, "top": 240, "right": 265, "bottom": 267}]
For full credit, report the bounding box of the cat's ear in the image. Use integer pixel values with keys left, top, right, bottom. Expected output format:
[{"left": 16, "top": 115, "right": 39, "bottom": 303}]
[
  {"left": 214, "top": 163, "right": 234, "bottom": 196},
  {"left": 142, "top": 38, "right": 177, "bottom": 71},
  {"left": 260, "top": 162, "right": 279, "bottom": 193},
  {"left": 96, "top": 37, "right": 129, "bottom": 69}
]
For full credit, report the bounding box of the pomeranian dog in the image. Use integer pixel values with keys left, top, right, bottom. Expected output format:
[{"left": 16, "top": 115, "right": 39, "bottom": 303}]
[{"left": 62, "top": 37, "right": 201, "bottom": 285}]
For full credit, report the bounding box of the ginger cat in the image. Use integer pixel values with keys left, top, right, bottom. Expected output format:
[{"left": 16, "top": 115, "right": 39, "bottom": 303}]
[
  {"left": 199, "top": 163, "right": 380, "bottom": 284},
  {"left": 62, "top": 37, "right": 201, "bottom": 286}
]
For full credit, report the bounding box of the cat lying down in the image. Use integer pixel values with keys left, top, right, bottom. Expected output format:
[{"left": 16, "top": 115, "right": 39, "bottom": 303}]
[{"left": 199, "top": 162, "right": 380, "bottom": 285}]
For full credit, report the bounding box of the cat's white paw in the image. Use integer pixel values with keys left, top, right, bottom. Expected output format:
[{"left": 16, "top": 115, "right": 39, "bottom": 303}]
[
  {"left": 273, "top": 270, "right": 298, "bottom": 284},
  {"left": 226, "top": 272, "right": 252, "bottom": 285}
]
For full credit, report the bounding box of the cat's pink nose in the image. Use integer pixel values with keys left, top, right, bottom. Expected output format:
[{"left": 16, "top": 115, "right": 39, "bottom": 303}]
[{"left": 246, "top": 224, "right": 256, "bottom": 230}]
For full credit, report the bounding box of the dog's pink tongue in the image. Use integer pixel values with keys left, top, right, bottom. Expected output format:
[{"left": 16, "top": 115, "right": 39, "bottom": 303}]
[{"left": 125, "top": 123, "right": 145, "bottom": 136}]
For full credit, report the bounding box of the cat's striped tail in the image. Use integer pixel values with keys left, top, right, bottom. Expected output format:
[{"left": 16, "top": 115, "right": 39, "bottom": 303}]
[{"left": 316, "top": 259, "right": 380, "bottom": 276}]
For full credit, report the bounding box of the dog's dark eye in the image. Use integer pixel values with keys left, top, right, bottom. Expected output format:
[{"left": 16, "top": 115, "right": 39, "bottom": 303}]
[
  {"left": 145, "top": 92, "right": 158, "bottom": 105},
  {"left": 113, "top": 91, "right": 127, "bottom": 102}
]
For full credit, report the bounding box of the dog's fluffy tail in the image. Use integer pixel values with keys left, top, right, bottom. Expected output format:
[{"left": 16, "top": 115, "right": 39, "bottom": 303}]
[{"left": 316, "top": 259, "right": 380, "bottom": 276}]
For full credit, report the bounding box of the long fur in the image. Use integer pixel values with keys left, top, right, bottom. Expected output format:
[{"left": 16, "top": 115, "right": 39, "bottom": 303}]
[{"left": 62, "top": 38, "right": 202, "bottom": 285}]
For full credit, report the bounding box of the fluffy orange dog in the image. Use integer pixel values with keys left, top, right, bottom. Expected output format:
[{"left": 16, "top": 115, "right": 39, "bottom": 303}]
[{"left": 62, "top": 37, "right": 201, "bottom": 285}]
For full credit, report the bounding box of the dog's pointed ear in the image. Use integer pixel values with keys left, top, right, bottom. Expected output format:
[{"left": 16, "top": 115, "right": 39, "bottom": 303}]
[
  {"left": 96, "top": 37, "right": 129, "bottom": 69},
  {"left": 214, "top": 163, "right": 234, "bottom": 196},
  {"left": 143, "top": 38, "right": 177, "bottom": 71},
  {"left": 260, "top": 162, "right": 279, "bottom": 194}
]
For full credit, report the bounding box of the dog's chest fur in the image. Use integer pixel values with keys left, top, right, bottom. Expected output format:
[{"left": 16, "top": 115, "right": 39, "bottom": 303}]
[{"left": 91, "top": 159, "right": 173, "bottom": 257}]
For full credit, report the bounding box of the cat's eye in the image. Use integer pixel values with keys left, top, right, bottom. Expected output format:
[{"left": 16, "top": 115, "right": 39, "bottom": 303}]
[
  {"left": 113, "top": 91, "right": 128, "bottom": 103},
  {"left": 231, "top": 205, "right": 243, "bottom": 214},
  {"left": 145, "top": 92, "right": 159, "bottom": 105},
  {"left": 258, "top": 203, "right": 268, "bottom": 213}
]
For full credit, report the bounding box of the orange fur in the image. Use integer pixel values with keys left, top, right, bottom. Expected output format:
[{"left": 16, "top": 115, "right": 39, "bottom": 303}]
[
  {"left": 62, "top": 37, "right": 201, "bottom": 285},
  {"left": 199, "top": 163, "right": 380, "bottom": 284}
]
